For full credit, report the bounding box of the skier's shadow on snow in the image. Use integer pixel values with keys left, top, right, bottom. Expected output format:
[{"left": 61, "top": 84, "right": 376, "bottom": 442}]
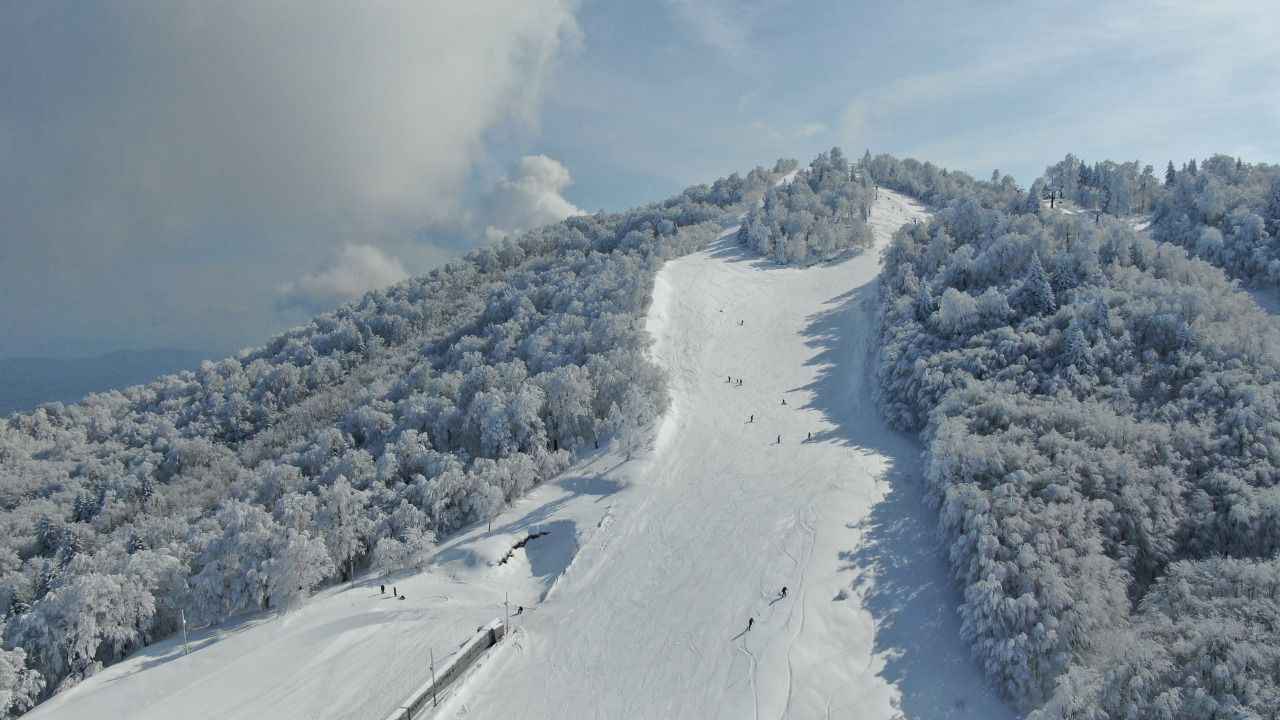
[{"left": 797, "top": 279, "right": 1015, "bottom": 719}]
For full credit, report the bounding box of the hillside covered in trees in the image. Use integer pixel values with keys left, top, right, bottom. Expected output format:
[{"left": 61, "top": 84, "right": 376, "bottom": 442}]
[
  {"left": 3, "top": 146, "right": 1279, "bottom": 719},
  {"left": 0, "top": 162, "right": 786, "bottom": 713},
  {"left": 870, "top": 154, "right": 1280, "bottom": 717}
]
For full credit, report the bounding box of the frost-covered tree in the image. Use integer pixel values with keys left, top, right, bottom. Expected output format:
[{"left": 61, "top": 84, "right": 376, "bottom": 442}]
[
  {"left": 371, "top": 529, "right": 431, "bottom": 575},
  {"left": 1024, "top": 179, "right": 1045, "bottom": 214},
  {"left": 915, "top": 282, "right": 936, "bottom": 322},
  {"left": 935, "top": 288, "right": 978, "bottom": 336},
  {"left": 1265, "top": 174, "right": 1280, "bottom": 237},
  {"left": 1017, "top": 253, "right": 1056, "bottom": 315},
  {"left": 0, "top": 646, "right": 43, "bottom": 716},
  {"left": 975, "top": 286, "right": 1012, "bottom": 325},
  {"left": 265, "top": 529, "right": 332, "bottom": 610},
  {"left": 606, "top": 384, "right": 658, "bottom": 461},
  {"left": 319, "top": 476, "right": 372, "bottom": 583},
  {"left": 1062, "top": 326, "right": 1092, "bottom": 370}
]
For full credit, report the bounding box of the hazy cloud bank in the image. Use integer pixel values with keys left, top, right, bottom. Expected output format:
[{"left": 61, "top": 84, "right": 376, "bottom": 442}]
[{"left": 1, "top": 1, "right": 581, "bottom": 355}]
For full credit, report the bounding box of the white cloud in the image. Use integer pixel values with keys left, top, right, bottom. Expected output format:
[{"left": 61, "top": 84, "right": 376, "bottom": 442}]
[
  {"left": 484, "top": 155, "right": 583, "bottom": 240},
  {"left": 0, "top": 1, "right": 581, "bottom": 354},
  {"left": 277, "top": 245, "right": 409, "bottom": 313}
]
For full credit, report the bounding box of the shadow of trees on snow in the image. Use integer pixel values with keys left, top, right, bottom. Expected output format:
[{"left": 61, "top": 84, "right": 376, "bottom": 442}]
[{"left": 799, "top": 277, "right": 1013, "bottom": 718}]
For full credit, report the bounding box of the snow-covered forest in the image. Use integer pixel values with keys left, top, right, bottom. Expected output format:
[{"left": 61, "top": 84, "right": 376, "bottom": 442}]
[
  {"left": 871, "top": 155, "right": 1280, "bottom": 717},
  {"left": 1151, "top": 156, "right": 1280, "bottom": 287},
  {"left": 1036, "top": 154, "right": 1163, "bottom": 216},
  {"left": 1031, "top": 152, "right": 1280, "bottom": 290},
  {"left": 4, "top": 145, "right": 1280, "bottom": 719},
  {"left": 0, "top": 164, "right": 779, "bottom": 713},
  {"left": 736, "top": 149, "right": 874, "bottom": 263}
]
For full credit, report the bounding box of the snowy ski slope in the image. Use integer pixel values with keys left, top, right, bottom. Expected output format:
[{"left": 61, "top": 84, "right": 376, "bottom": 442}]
[
  {"left": 28, "top": 189, "right": 1011, "bottom": 720},
  {"left": 447, "top": 189, "right": 1012, "bottom": 719}
]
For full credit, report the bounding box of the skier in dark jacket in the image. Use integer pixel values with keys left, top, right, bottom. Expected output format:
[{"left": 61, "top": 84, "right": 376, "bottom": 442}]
[
  {"left": 747, "top": 617, "right": 754, "bottom": 632},
  {"left": 780, "top": 586, "right": 788, "bottom": 598}
]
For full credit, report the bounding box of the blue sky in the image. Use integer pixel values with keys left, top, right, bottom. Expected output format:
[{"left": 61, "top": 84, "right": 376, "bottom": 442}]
[{"left": 2, "top": 1, "right": 1277, "bottom": 358}]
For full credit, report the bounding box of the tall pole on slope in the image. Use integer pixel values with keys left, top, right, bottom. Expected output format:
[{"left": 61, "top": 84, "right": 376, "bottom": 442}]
[
  {"left": 431, "top": 649, "right": 437, "bottom": 707},
  {"left": 180, "top": 608, "right": 190, "bottom": 656}
]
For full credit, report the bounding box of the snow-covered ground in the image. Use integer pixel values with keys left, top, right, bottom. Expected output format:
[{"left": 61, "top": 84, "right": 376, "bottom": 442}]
[{"left": 29, "top": 189, "right": 1011, "bottom": 720}]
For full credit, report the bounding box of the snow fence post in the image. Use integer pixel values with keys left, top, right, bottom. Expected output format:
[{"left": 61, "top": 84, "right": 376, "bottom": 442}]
[
  {"left": 431, "top": 648, "right": 437, "bottom": 708},
  {"left": 180, "top": 608, "right": 189, "bottom": 656}
]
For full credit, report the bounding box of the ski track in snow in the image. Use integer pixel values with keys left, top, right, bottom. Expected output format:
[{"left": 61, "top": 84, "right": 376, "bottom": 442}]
[
  {"left": 30, "top": 189, "right": 1013, "bottom": 720},
  {"left": 454, "top": 189, "right": 1013, "bottom": 720}
]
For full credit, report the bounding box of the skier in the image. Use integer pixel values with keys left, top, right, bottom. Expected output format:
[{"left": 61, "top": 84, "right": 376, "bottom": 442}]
[
  {"left": 749, "top": 414, "right": 754, "bottom": 423},
  {"left": 380, "top": 584, "right": 385, "bottom": 595},
  {"left": 807, "top": 432, "right": 811, "bottom": 441},
  {"left": 781, "top": 398, "right": 787, "bottom": 406},
  {"left": 393, "top": 586, "right": 397, "bottom": 597},
  {"left": 747, "top": 617, "right": 754, "bottom": 632},
  {"left": 776, "top": 434, "right": 781, "bottom": 444},
  {"left": 728, "top": 375, "right": 731, "bottom": 383},
  {"left": 780, "top": 586, "right": 788, "bottom": 599}
]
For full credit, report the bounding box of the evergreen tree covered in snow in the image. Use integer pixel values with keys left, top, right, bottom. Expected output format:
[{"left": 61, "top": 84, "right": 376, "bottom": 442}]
[{"left": 1017, "top": 253, "right": 1056, "bottom": 315}]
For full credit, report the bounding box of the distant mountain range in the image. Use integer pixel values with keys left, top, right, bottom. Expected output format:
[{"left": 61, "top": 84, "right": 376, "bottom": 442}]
[{"left": 0, "top": 348, "right": 211, "bottom": 415}]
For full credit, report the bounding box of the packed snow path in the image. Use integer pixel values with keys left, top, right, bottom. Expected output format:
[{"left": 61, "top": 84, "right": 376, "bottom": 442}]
[
  {"left": 454, "top": 189, "right": 1011, "bottom": 719},
  {"left": 28, "top": 190, "right": 1011, "bottom": 720}
]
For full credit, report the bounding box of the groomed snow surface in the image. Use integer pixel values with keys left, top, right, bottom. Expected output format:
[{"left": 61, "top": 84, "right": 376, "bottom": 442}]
[{"left": 30, "top": 189, "right": 1013, "bottom": 720}]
